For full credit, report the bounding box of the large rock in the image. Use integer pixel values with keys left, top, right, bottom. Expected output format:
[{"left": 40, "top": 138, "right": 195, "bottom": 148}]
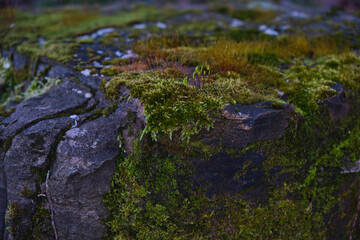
[
  {"left": 48, "top": 117, "right": 119, "bottom": 240},
  {"left": 0, "top": 148, "right": 7, "bottom": 240},
  {"left": 195, "top": 151, "right": 266, "bottom": 196},
  {"left": 198, "top": 101, "right": 295, "bottom": 149},
  {"left": 0, "top": 78, "right": 92, "bottom": 139},
  {"left": 3, "top": 117, "right": 70, "bottom": 237}
]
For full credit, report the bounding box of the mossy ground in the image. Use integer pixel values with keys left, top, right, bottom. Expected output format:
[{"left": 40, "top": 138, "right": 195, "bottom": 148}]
[{"left": 1, "top": 2, "right": 360, "bottom": 239}]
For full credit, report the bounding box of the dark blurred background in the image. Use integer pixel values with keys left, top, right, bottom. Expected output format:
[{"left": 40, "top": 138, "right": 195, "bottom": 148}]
[{"left": 1, "top": 0, "right": 360, "bottom": 11}]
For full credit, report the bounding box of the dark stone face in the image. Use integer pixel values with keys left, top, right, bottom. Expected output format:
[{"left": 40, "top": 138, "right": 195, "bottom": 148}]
[{"left": 195, "top": 151, "right": 266, "bottom": 197}]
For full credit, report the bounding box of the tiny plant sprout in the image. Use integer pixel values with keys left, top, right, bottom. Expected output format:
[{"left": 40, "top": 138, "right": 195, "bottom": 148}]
[{"left": 70, "top": 115, "right": 80, "bottom": 128}]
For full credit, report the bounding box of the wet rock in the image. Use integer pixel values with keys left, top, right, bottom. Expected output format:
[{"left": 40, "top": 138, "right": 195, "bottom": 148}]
[
  {"left": 48, "top": 117, "right": 119, "bottom": 240},
  {"left": 0, "top": 78, "right": 91, "bottom": 139},
  {"left": 198, "top": 101, "right": 295, "bottom": 149}
]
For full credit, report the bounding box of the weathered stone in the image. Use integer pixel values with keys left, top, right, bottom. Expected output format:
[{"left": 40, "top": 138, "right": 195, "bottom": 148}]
[
  {"left": 12, "top": 50, "right": 28, "bottom": 71},
  {"left": 48, "top": 117, "right": 119, "bottom": 240},
  {"left": 0, "top": 78, "right": 91, "bottom": 139},
  {"left": 42, "top": 58, "right": 101, "bottom": 90},
  {"left": 323, "top": 83, "right": 351, "bottom": 121},
  {"left": 195, "top": 151, "right": 266, "bottom": 196},
  {"left": 198, "top": 101, "right": 295, "bottom": 149},
  {"left": 0, "top": 148, "right": 7, "bottom": 240},
  {"left": 111, "top": 96, "right": 146, "bottom": 154},
  {"left": 3, "top": 117, "right": 69, "bottom": 238}
]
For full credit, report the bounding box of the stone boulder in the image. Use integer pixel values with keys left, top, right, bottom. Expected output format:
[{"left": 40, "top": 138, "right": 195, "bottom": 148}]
[
  {"left": 48, "top": 117, "right": 119, "bottom": 240},
  {"left": 197, "top": 101, "right": 295, "bottom": 149}
]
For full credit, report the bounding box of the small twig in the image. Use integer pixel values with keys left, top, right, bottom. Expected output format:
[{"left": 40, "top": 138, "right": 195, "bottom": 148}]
[{"left": 46, "top": 171, "right": 58, "bottom": 240}]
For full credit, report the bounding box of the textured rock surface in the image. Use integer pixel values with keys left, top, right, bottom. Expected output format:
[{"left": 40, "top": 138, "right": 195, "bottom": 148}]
[
  {"left": 195, "top": 151, "right": 266, "bottom": 196},
  {"left": 0, "top": 148, "right": 6, "bottom": 240},
  {"left": 198, "top": 101, "right": 295, "bottom": 149},
  {"left": 0, "top": 78, "right": 92, "bottom": 139},
  {"left": 48, "top": 117, "right": 119, "bottom": 240},
  {"left": 3, "top": 117, "right": 70, "bottom": 237}
]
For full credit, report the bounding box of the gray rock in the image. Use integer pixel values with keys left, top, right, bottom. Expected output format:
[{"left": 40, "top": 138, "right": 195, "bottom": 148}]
[
  {"left": 0, "top": 78, "right": 91, "bottom": 139},
  {"left": 48, "top": 117, "right": 119, "bottom": 240},
  {"left": 323, "top": 83, "right": 351, "bottom": 121},
  {"left": 3, "top": 117, "right": 70, "bottom": 238},
  {"left": 44, "top": 59, "right": 101, "bottom": 90},
  {"left": 12, "top": 50, "right": 28, "bottom": 71},
  {"left": 0, "top": 148, "right": 7, "bottom": 240},
  {"left": 195, "top": 151, "right": 266, "bottom": 196},
  {"left": 198, "top": 101, "right": 295, "bottom": 149}
]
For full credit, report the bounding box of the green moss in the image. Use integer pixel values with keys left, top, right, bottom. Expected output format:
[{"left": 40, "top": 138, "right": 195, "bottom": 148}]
[
  {"left": 247, "top": 52, "right": 280, "bottom": 66},
  {"left": 20, "top": 186, "right": 34, "bottom": 198},
  {"left": 5, "top": 201, "right": 23, "bottom": 235},
  {"left": 102, "top": 58, "right": 131, "bottom": 66},
  {"left": 99, "top": 32, "right": 124, "bottom": 46},
  {"left": 102, "top": 101, "right": 119, "bottom": 117},
  {"left": 76, "top": 37, "right": 94, "bottom": 44},
  {"left": 100, "top": 66, "right": 120, "bottom": 76},
  {"left": 104, "top": 135, "right": 327, "bottom": 240},
  {"left": 17, "top": 40, "right": 79, "bottom": 63}
]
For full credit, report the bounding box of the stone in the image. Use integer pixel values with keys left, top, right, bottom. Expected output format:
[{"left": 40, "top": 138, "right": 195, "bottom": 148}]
[
  {"left": 197, "top": 101, "right": 295, "bottom": 149},
  {"left": 2, "top": 117, "right": 70, "bottom": 238},
  {"left": 48, "top": 117, "right": 119, "bottom": 240},
  {"left": 0, "top": 148, "right": 7, "bottom": 240},
  {"left": 322, "top": 83, "right": 351, "bottom": 121},
  {"left": 195, "top": 151, "right": 265, "bottom": 196},
  {"left": 0, "top": 78, "right": 91, "bottom": 139}
]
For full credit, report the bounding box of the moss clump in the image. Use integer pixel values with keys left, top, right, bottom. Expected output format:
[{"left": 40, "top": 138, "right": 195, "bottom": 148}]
[
  {"left": 100, "top": 66, "right": 121, "bottom": 76},
  {"left": 99, "top": 32, "right": 125, "bottom": 46},
  {"left": 102, "top": 69, "right": 268, "bottom": 140},
  {"left": 102, "top": 58, "right": 131, "bottom": 66},
  {"left": 17, "top": 41, "right": 79, "bottom": 63},
  {"left": 228, "top": 29, "right": 275, "bottom": 41},
  {"left": 247, "top": 52, "right": 280, "bottom": 66}
]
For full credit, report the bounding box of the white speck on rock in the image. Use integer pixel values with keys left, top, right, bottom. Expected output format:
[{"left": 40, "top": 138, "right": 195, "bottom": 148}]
[
  {"left": 85, "top": 93, "right": 92, "bottom": 98},
  {"left": 38, "top": 37, "right": 46, "bottom": 46},
  {"left": 264, "top": 28, "right": 278, "bottom": 36},
  {"left": 81, "top": 69, "right": 91, "bottom": 76},
  {"left": 3, "top": 62, "right": 10, "bottom": 69},
  {"left": 290, "top": 11, "right": 308, "bottom": 19},
  {"left": 156, "top": 22, "right": 167, "bottom": 29},
  {"left": 10, "top": 23, "right": 15, "bottom": 28},
  {"left": 115, "top": 51, "right": 122, "bottom": 57},
  {"left": 133, "top": 23, "right": 146, "bottom": 29},
  {"left": 341, "top": 159, "right": 360, "bottom": 174},
  {"left": 93, "top": 27, "right": 115, "bottom": 38},
  {"left": 93, "top": 61, "right": 103, "bottom": 68},
  {"left": 72, "top": 88, "right": 83, "bottom": 94},
  {"left": 259, "top": 25, "right": 267, "bottom": 31},
  {"left": 275, "top": 89, "right": 285, "bottom": 97},
  {"left": 230, "top": 19, "right": 244, "bottom": 27},
  {"left": 121, "top": 50, "right": 138, "bottom": 59},
  {"left": 97, "top": 50, "right": 103, "bottom": 54},
  {"left": 76, "top": 35, "right": 91, "bottom": 41}
]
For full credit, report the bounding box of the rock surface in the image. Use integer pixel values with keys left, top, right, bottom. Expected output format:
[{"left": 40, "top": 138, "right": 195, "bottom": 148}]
[
  {"left": 198, "top": 101, "right": 295, "bottom": 149},
  {"left": 0, "top": 78, "right": 92, "bottom": 139},
  {"left": 48, "top": 117, "right": 119, "bottom": 240}
]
